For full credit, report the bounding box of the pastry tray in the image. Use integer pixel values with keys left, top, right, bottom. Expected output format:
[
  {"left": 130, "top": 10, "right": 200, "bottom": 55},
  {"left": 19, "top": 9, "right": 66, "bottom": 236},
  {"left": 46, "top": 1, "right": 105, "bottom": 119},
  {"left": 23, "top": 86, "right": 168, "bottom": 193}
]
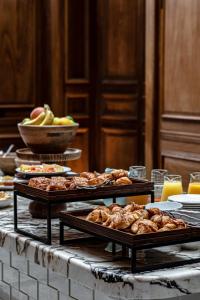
[
  {"left": 14, "top": 179, "right": 154, "bottom": 202},
  {"left": 59, "top": 209, "right": 200, "bottom": 272},
  {"left": 59, "top": 209, "right": 200, "bottom": 248}
]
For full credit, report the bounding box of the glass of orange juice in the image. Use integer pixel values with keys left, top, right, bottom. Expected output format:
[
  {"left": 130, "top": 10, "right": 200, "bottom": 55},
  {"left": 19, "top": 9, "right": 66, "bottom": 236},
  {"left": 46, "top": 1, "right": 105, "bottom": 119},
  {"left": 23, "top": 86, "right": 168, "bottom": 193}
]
[
  {"left": 151, "top": 169, "right": 168, "bottom": 202},
  {"left": 161, "top": 175, "right": 183, "bottom": 202},
  {"left": 188, "top": 172, "right": 200, "bottom": 194},
  {"left": 127, "top": 166, "right": 148, "bottom": 205}
]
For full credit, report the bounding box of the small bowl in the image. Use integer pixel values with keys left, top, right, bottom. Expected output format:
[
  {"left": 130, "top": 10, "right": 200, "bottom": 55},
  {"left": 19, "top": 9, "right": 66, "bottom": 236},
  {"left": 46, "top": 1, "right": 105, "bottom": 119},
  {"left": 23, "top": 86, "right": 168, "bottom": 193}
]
[
  {"left": 0, "top": 153, "right": 17, "bottom": 175},
  {"left": 18, "top": 123, "right": 79, "bottom": 154}
]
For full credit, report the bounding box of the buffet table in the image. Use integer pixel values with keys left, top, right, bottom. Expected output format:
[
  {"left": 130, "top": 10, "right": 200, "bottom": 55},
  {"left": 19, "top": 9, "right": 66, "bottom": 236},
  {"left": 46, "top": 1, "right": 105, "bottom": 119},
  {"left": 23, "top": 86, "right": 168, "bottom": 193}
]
[{"left": 0, "top": 199, "right": 200, "bottom": 300}]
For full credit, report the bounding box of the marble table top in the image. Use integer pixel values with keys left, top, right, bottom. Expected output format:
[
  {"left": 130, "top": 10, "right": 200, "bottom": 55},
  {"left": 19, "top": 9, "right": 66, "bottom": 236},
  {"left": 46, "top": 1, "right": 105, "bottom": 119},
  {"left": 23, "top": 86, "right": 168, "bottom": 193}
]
[{"left": 0, "top": 193, "right": 200, "bottom": 299}]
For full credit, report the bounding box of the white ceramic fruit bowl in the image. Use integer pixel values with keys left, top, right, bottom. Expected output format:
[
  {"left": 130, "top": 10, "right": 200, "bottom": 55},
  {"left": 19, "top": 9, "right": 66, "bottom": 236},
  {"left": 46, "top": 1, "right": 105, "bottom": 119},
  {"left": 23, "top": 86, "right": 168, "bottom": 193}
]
[{"left": 18, "top": 123, "right": 79, "bottom": 154}]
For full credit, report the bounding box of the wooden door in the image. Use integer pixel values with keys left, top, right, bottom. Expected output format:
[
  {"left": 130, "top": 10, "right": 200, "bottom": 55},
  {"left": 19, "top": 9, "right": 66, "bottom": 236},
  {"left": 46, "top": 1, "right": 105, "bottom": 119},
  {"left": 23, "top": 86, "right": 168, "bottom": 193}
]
[
  {"left": 0, "top": 0, "right": 41, "bottom": 150},
  {"left": 146, "top": 0, "right": 200, "bottom": 188},
  {"left": 65, "top": 0, "right": 145, "bottom": 172}
]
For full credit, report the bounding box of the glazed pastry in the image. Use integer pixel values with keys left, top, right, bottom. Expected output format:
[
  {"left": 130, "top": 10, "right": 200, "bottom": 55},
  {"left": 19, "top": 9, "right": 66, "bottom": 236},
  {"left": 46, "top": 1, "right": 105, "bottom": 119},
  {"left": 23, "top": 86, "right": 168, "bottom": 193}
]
[
  {"left": 111, "top": 169, "right": 128, "bottom": 179},
  {"left": 86, "top": 203, "right": 187, "bottom": 235},
  {"left": 73, "top": 176, "right": 88, "bottom": 187},
  {"left": 131, "top": 219, "right": 158, "bottom": 234},
  {"left": 28, "top": 177, "right": 51, "bottom": 190},
  {"left": 46, "top": 183, "right": 67, "bottom": 191},
  {"left": 86, "top": 206, "right": 110, "bottom": 223},
  {"left": 115, "top": 176, "right": 132, "bottom": 185},
  {"left": 147, "top": 208, "right": 163, "bottom": 217},
  {"left": 80, "top": 172, "right": 96, "bottom": 180},
  {"left": 88, "top": 177, "right": 105, "bottom": 186},
  {"left": 97, "top": 173, "right": 113, "bottom": 181}
]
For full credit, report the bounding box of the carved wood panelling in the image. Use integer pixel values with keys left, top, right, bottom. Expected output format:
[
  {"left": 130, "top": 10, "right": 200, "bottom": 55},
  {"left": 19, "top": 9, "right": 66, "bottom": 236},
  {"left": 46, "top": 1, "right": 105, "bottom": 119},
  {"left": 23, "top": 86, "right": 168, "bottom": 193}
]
[
  {"left": 65, "top": 0, "right": 89, "bottom": 81},
  {"left": 0, "top": 0, "right": 36, "bottom": 104},
  {"left": 65, "top": 94, "right": 89, "bottom": 117},
  {"left": 95, "top": 0, "right": 145, "bottom": 171},
  {"left": 98, "top": 0, "right": 140, "bottom": 78},
  {"left": 157, "top": 0, "right": 200, "bottom": 176},
  {"left": 100, "top": 128, "right": 138, "bottom": 171},
  {"left": 67, "top": 128, "right": 89, "bottom": 172},
  {"left": 162, "top": 156, "right": 200, "bottom": 190},
  {"left": 0, "top": 0, "right": 40, "bottom": 150},
  {"left": 101, "top": 94, "right": 138, "bottom": 119},
  {"left": 163, "top": 0, "right": 200, "bottom": 116}
]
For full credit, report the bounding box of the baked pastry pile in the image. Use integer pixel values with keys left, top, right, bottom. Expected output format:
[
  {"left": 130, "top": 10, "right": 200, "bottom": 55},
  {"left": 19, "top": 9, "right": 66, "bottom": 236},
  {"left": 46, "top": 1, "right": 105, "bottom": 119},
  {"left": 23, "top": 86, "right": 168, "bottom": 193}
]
[
  {"left": 28, "top": 169, "right": 133, "bottom": 191},
  {"left": 86, "top": 203, "right": 187, "bottom": 234}
]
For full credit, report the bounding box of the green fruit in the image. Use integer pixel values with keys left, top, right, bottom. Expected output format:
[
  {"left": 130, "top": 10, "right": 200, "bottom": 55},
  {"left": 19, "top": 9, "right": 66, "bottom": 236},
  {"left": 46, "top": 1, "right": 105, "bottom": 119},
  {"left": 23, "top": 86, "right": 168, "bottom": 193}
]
[
  {"left": 22, "top": 118, "right": 30, "bottom": 124},
  {"left": 66, "top": 115, "right": 75, "bottom": 123},
  {"left": 52, "top": 117, "right": 61, "bottom": 125}
]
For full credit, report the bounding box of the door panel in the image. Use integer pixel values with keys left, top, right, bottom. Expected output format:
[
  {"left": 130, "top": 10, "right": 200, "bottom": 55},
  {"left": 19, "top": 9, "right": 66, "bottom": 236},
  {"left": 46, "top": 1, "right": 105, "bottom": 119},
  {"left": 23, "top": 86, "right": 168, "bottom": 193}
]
[
  {"left": 0, "top": 0, "right": 38, "bottom": 150},
  {"left": 159, "top": 0, "right": 200, "bottom": 185},
  {"left": 65, "top": 0, "right": 145, "bottom": 171}
]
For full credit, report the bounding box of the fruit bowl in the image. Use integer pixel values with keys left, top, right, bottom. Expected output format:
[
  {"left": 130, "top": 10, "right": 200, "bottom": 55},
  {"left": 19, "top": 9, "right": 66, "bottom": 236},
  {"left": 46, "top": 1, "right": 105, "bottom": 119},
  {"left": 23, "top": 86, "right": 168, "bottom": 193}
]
[{"left": 18, "top": 123, "right": 79, "bottom": 154}]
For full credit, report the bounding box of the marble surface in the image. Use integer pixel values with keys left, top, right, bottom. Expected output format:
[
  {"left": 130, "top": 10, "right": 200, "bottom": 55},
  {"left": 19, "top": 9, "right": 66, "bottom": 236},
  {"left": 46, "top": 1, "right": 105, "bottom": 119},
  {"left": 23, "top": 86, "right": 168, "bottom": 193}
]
[{"left": 0, "top": 194, "right": 200, "bottom": 299}]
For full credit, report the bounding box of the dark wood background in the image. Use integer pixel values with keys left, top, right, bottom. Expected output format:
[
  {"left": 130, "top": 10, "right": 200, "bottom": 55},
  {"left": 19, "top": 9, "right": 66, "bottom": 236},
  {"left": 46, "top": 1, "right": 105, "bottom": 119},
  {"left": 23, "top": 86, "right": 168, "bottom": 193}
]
[
  {"left": 146, "top": 0, "right": 200, "bottom": 187},
  {"left": 0, "top": 0, "right": 199, "bottom": 182},
  {"left": 0, "top": 0, "right": 145, "bottom": 173}
]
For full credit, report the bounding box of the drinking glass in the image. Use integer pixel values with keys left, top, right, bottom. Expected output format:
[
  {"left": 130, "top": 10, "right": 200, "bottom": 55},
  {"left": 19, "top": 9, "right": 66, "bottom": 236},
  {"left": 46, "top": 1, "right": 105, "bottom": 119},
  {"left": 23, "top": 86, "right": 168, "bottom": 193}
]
[
  {"left": 129, "top": 166, "right": 146, "bottom": 179},
  {"left": 151, "top": 169, "right": 168, "bottom": 202},
  {"left": 188, "top": 172, "right": 200, "bottom": 194},
  {"left": 161, "top": 175, "right": 183, "bottom": 202},
  {"left": 127, "top": 166, "right": 148, "bottom": 204}
]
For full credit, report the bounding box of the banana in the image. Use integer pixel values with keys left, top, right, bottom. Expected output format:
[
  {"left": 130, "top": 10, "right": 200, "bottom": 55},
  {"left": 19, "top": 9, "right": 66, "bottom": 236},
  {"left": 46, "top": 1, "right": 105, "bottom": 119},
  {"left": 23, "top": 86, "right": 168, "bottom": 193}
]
[
  {"left": 23, "top": 112, "right": 46, "bottom": 125},
  {"left": 39, "top": 109, "right": 54, "bottom": 125}
]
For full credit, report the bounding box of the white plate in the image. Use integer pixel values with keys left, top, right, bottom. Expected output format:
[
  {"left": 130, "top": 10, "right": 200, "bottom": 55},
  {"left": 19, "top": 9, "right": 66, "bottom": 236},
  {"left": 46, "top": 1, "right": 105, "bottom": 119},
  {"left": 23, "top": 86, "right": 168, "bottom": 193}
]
[
  {"left": 0, "top": 198, "right": 12, "bottom": 208},
  {"left": 168, "top": 194, "right": 200, "bottom": 204},
  {"left": 0, "top": 185, "right": 14, "bottom": 190},
  {"left": 0, "top": 192, "right": 13, "bottom": 208},
  {"left": 145, "top": 201, "right": 183, "bottom": 211},
  {"left": 15, "top": 166, "right": 71, "bottom": 176}
]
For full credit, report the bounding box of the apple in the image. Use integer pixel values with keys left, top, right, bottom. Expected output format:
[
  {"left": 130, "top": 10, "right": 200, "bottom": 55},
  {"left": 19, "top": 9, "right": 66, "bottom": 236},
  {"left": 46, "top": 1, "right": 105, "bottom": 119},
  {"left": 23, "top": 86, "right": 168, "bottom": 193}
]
[{"left": 30, "top": 107, "right": 45, "bottom": 120}]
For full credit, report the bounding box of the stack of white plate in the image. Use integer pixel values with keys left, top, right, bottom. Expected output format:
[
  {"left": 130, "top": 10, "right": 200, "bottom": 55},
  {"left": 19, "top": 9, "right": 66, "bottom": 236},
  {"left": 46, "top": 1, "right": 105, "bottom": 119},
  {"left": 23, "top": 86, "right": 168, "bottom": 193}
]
[{"left": 168, "top": 194, "right": 200, "bottom": 211}]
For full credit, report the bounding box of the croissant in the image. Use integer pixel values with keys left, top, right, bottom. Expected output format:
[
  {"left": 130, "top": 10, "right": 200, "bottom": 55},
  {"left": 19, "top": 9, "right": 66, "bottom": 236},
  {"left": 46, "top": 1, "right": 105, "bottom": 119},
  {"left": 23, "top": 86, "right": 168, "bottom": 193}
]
[
  {"left": 115, "top": 177, "right": 132, "bottom": 185},
  {"left": 97, "top": 173, "right": 113, "bottom": 181},
  {"left": 111, "top": 169, "right": 128, "bottom": 179},
  {"left": 86, "top": 206, "right": 110, "bottom": 223},
  {"left": 107, "top": 212, "right": 135, "bottom": 230},
  {"left": 147, "top": 208, "right": 163, "bottom": 217},
  {"left": 123, "top": 203, "right": 145, "bottom": 213},
  {"left": 80, "top": 172, "right": 96, "bottom": 180},
  {"left": 131, "top": 219, "right": 158, "bottom": 234}
]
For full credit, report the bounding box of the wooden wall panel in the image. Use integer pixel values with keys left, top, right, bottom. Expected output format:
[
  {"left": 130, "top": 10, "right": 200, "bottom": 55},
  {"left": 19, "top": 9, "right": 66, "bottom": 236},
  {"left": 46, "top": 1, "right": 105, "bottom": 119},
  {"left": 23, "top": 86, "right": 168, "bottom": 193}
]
[
  {"left": 96, "top": 0, "right": 145, "bottom": 171},
  {"left": 65, "top": 0, "right": 145, "bottom": 171},
  {"left": 0, "top": 0, "right": 39, "bottom": 150},
  {"left": 100, "top": 128, "right": 138, "bottom": 170},
  {"left": 164, "top": 0, "right": 200, "bottom": 116},
  {"left": 99, "top": 0, "right": 138, "bottom": 78},
  {"left": 64, "top": 0, "right": 91, "bottom": 170},
  {"left": 67, "top": 129, "right": 89, "bottom": 172},
  {"left": 158, "top": 0, "right": 200, "bottom": 178},
  {"left": 0, "top": 0, "right": 36, "bottom": 104},
  {"left": 162, "top": 157, "right": 200, "bottom": 191}
]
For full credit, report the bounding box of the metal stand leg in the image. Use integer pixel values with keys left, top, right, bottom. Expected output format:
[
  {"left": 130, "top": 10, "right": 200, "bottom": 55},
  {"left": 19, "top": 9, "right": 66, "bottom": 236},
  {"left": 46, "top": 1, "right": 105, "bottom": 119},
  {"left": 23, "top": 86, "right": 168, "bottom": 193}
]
[
  {"left": 112, "top": 243, "right": 116, "bottom": 255},
  {"left": 131, "top": 248, "right": 137, "bottom": 273},
  {"left": 14, "top": 191, "right": 18, "bottom": 231},
  {"left": 150, "top": 191, "right": 154, "bottom": 203},
  {"left": 122, "top": 245, "right": 127, "bottom": 257},
  {"left": 47, "top": 202, "right": 52, "bottom": 245},
  {"left": 113, "top": 197, "right": 116, "bottom": 204},
  {"left": 60, "top": 221, "right": 64, "bottom": 245}
]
